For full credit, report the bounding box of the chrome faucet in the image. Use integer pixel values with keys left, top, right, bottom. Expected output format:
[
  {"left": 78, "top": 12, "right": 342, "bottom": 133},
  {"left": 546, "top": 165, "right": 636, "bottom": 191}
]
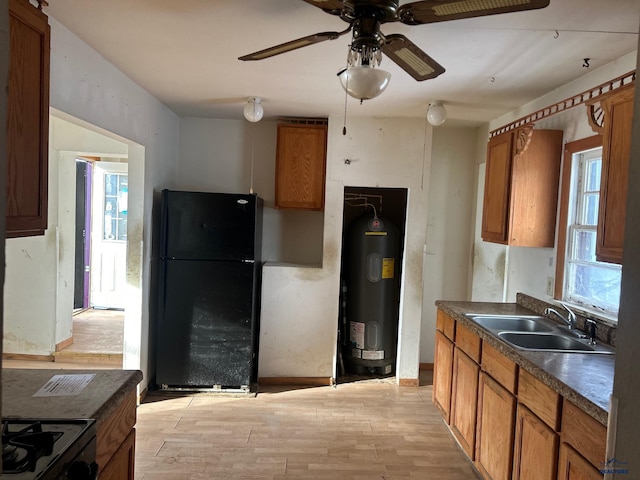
[{"left": 544, "top": 303, "right": 577, "bottom": 329}]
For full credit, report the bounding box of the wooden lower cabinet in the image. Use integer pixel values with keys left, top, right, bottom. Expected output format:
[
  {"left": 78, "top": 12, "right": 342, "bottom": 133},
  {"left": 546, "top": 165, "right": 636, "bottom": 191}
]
[
  {"left": 475, "top": 371, "right": 516, "bottom": 480},
  {"left": 512, "top": 404, "right": 558, "bottom": 480},
  {"left": 433, "top": 330, "right": 454, "bottom": 422},
  {"left": 96, "top": 390, "right": 138, "bottom": 480},
  {"left": 99, "top": 428, "right": 136, "bottom": 480},
  {"left": 450, "top": 347, "right": 480, "bottom": 458},
  {"left": 557, "top": 443, "right": 603, "bottom": 480}
]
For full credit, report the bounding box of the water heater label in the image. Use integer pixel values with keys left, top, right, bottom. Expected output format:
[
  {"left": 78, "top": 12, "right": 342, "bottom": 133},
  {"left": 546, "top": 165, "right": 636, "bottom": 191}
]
[
  {"left": 382, "top": 258, "right": 395, "bottom": 278},
  {"left": 350, "top": 322, "right": 365, "bottom": 349},
  {"left": 362, "top": 350, "right": 384, "bottom": 360}
]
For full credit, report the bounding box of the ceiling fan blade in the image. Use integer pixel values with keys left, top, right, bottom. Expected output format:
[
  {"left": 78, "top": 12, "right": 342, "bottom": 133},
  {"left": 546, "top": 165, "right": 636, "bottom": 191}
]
[
  {"left": 301, "top": 0, "right": 347, "bottom": 16},
  {"left": 239, "top": 28, "right": 350, "bottom": 61},
  {"left": 381, "top": 34, "right": 445, "bottom": 81},
  {"left": 397, "top": 0, "right": 550, "bottom": 25}
]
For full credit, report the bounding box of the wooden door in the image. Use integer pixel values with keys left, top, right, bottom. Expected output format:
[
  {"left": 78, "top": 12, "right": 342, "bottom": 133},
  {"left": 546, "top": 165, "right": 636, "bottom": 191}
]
[
  {"left": 433, "top": 330, "right": 454, "bottom": 423},
  {"left": 512, "top": 404, "right": 559, "bottom": 480},
  {"left": 475, "top": 371, "right": 517, "bottom": 480},
  {"left": 557, "top": 443, "right": 603, "bottom": 480},
  {"left": 275, "top": 123, "right": 327, "bottom": 210},
  {"left": 481, "top": 131, "right": 513, "bottom": 243},
  {"left": 450, "top": 347, "right": 480, "bottom": 459}
]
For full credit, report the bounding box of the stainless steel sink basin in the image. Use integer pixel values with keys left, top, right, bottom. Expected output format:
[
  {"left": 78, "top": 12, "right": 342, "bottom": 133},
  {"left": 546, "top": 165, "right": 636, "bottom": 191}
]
[
  {"left": 469, "top": 315, "right": 553, "bottom": 333},
  {"left": 498, "top": 332, "right": 614, "bottom": 354},
  {"left": 499, "top": 332, "right": 594, "bottom": 351}
]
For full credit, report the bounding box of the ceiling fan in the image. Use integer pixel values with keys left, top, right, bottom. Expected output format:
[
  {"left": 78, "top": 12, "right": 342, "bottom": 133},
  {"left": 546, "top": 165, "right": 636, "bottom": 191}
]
[{"left": 239, "top": 0, "right": 550, "bottom": 99}]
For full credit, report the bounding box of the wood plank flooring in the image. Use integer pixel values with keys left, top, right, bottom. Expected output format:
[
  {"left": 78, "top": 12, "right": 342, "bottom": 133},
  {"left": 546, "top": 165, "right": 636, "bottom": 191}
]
[
  {"left": 54, "top": 308, "right": 124, "bottom": 365},
  {"left": 135, "top": 374, "right": 480, "bottom": 480}
]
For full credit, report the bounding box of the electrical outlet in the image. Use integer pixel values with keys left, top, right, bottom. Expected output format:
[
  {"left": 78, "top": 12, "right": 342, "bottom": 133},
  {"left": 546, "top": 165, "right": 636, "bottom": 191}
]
[{"left": 546, "top": 277, "right": 554, "bottom": 296}]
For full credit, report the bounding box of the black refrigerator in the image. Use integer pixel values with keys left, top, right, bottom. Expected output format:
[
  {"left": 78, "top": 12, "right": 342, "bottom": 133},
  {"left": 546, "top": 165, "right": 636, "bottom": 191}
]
[{"left": 155, "top": 189, "right": 263, "bottom": 391}]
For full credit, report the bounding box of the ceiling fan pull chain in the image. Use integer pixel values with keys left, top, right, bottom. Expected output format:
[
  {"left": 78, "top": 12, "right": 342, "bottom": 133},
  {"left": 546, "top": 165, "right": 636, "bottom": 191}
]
[{"left": 343, "top": 72, "right": 349, "bottom": 135}]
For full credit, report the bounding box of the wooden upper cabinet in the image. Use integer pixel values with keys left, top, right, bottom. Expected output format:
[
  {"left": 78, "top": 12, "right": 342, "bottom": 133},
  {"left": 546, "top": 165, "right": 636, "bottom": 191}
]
[
  {"left": 481, "top": 126, "right": 563, "bottom": 247},
  {"left": 586, "top": 83, "right": 635, "bottom": 264},
  {"left": 7, "top": 0, "right": 50, "bottom": 238},
  {"left": 275, "top": 122, "right": 327, "bottom": 210}
]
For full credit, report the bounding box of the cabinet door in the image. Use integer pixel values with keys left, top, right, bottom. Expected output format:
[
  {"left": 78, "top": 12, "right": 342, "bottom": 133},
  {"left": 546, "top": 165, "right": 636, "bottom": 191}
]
[
  {"left": 481, "top": 131, "right": 513, "bottom": 244},
  {"left": 557, "top": 443, "right": 603, "bottom": 480},
  {"left": 512, "top": 404, "right": 558, "bottom": 480},
  {"left": 596, "top": 85, "right": 635, "bottom": 264},
  {"left": 450, "top": 347, "right": 480, "bottom": 459},
  {"left": 99, "top": 429, "right": 136, "bottom": 480},
  {"left": 433, "top": 330, "right": 454, "bottom": 423},
  {"left": 275, "top": 123, "right": 327, "bottom": 210},
  {"left": 7, "top": 0, "right": 50, "bottom": 237},
  {"left": 476, "top": 371, "right": 517, "bottom": 480}
]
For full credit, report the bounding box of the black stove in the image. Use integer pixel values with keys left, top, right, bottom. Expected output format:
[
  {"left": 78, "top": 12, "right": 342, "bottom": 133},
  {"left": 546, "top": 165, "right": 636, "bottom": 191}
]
[{"left": 1, "top": 419, "right": 97, "bottom": 479}]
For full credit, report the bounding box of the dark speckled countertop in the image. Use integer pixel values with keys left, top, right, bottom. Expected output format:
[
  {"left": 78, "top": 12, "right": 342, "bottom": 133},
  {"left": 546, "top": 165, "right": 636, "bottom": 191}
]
[
  {"left": 436, "top": 300, "right": 614, "bottom": 426},
  {"left": 2, "top": 369, "right": 143, "bottom": 424}
]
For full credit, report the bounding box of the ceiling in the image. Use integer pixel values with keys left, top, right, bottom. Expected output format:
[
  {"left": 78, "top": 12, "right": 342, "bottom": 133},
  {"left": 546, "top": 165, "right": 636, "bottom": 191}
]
[{"left": 45, "top": 0, "right": 639, "bottom": 126}]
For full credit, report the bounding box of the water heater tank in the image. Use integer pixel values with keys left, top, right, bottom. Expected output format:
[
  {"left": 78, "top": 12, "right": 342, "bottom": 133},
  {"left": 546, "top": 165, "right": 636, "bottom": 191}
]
[{"left": 343, "top": 213, "right": 401, "bottom": 375}]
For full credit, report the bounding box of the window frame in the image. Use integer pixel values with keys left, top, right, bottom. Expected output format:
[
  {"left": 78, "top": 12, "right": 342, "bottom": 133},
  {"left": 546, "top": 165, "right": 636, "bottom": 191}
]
[{"left": 555, "top": 134, "right": 620, "bottom": 319}]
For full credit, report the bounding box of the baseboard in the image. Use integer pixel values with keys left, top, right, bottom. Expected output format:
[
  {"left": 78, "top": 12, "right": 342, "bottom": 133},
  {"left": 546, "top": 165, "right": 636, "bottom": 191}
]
[
  {"left": 420, "top": 363, "right": 434, "bottom": 371},
  {"left": 259, "top": 377, "right": 334, "bottom": 387},
  {"left": 399, "top": 378, "right": 420, "bottom": 387},
  {"left": 55, "top": 336, "right": 74, "bottom": 352},
  {"left": 3, "top": 353, "right": 55, "bottom": 362}
]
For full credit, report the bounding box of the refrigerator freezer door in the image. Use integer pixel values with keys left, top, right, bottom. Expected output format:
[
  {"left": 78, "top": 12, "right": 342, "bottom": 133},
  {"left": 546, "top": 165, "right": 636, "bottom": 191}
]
[
  {"left": 161, "top": 190, "right": 260, "bottom": 261},
  {"left": 156, "top": 260, "right": 258, "bottom": 388}
]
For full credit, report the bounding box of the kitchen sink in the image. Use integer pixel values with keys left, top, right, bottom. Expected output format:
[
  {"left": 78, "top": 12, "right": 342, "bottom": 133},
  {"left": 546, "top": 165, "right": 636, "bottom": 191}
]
[
  {"left": 468, "top": 315, "right": 553, "bottom": 333},
  {"left": 464, "top": 313, "right": 615, "bottom": 354}
]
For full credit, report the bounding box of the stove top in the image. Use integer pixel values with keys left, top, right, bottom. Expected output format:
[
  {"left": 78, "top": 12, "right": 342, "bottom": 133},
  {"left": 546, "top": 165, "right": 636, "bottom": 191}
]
[{"left": 1, "top": 419, "right": 97, "bottom": 479}]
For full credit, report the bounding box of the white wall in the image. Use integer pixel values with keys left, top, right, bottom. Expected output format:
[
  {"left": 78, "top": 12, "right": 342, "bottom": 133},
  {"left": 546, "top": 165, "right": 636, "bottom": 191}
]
[
  {"left": 421, "top": 126, "right": 479, "bottom": 362},
  {"left": 611, "top": 36, "right": 640, "bottom": 473},
  {"left": 471, "top": 51, "right": 638, "bottom": 303},
  {"left": 259, "top": 116, "right": 431, "bottom": 381}
]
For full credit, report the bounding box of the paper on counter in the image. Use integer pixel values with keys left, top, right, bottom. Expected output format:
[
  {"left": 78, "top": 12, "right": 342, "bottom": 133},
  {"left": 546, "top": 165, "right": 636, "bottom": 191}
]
[{"left": 33, "top": 373, "right": 96, "bottom": 397}]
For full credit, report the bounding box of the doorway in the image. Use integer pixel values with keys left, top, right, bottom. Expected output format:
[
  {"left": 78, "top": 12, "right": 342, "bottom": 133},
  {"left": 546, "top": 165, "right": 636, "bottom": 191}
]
[
  {"left": 50, "top": 114, "right": 143, "bottom": 371},
  {"left": 337, "top": 186, "right": 408, "bottom": 383}
]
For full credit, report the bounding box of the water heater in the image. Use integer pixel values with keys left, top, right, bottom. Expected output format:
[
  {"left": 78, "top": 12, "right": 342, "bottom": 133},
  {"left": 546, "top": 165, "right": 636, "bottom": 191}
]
[{"left": 343, "top": 213, "right": 401, "bottom": 375}]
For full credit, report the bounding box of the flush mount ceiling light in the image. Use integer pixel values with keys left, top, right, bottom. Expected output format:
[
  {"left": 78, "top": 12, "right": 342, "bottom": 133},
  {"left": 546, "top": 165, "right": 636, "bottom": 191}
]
[
  {"left": 243, "top": 97, "right": 264, "bottom": 122},
  {"left": 427, "top": 101, "right": 447, "bottom": 126},
  {"left": 338, "top": 44, "right": 391, "bottom": 101}
]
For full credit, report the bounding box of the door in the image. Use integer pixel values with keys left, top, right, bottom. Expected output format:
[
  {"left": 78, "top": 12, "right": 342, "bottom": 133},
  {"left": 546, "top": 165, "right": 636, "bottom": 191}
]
[
  {"left": 74, "top": 160, "right": 92, "bottom": 309},
  {"left": 90, "top": 162, "right": 128, "bottom": 309}
]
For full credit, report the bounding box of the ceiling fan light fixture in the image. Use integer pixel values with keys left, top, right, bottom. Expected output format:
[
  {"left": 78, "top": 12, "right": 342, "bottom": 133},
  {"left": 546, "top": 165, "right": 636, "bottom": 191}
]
[
  {"left": 427, "top": 101, "right": 447, "bottom": 126},
  {"left": 243, "top": 96, "right": 264, "bottom": 122},
  {"left": 339, "top": 66, "right": 391, "bottom": 101},
  {"left": 339, "top": 44, "right": 391, "bottom": 101}
]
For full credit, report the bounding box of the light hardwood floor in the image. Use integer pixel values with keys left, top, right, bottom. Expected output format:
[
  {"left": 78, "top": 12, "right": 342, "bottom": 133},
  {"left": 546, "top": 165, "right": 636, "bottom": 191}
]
[{"left": 134, "top": 374, "right": 480, "bottom": 480}]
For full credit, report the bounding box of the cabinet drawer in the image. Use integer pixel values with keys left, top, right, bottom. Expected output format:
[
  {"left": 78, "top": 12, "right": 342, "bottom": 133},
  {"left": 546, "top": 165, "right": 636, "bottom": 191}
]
[
  {"left": 561, "top": 401, "right": 606, "bottom": 468},
  {"left": 481, "top": 342, "right": 517, "bottom": 393},
  {"left": 518, "top": 369, "right": 561, "bottom": 431},
  {"left": 436, "top": 309, "right": 456, "bottom": 340},
  {"left": 455, "top": 323, "right": 481, "bottom": 363}
]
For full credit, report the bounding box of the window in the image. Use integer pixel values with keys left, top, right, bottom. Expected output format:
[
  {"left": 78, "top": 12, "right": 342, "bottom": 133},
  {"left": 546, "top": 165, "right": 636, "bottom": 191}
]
[
  {"left": 103, "top": 173, "right": 128, "bottom": 241},
  {"left": 556, "top": 137, "right": 621, "bottom": 317}
]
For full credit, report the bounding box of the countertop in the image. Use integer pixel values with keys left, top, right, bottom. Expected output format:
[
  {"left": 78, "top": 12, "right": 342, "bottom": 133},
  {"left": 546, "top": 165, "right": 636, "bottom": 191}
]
[
  {"left": 2, "top": 369, "right": 143, "bottom": 424},
  {"left": 436, "top": 300, "right": 614, "bottom": 426}
]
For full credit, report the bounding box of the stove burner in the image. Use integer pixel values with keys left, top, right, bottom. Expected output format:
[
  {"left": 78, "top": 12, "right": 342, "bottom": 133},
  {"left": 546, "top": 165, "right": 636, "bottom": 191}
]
[{"left": 2, "top": 421, "right": 63, "bottom": 474}]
